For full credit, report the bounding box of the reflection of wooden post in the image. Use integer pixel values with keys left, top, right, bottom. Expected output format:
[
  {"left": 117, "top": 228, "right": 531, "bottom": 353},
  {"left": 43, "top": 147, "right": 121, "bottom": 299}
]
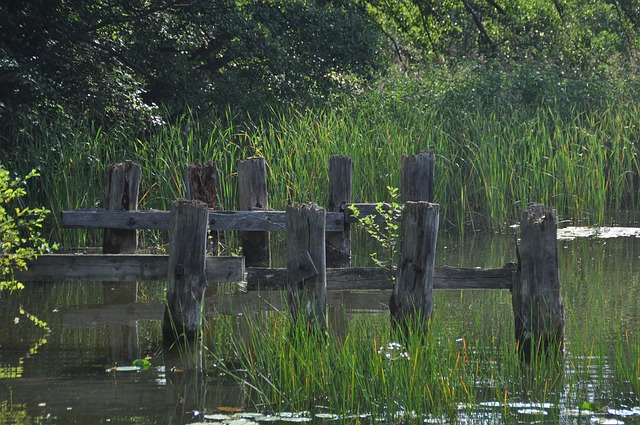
[
  {"left": 286, "top": 203, "right": 327, "bottom": 331},
  {"left": 326, "top": 156, "right": 352, "bottom": 268},
  {"left": 163, "top": 200, "right": 209, "bottom": 354},
  {"left": 185, "top": 162, "right": 221, "bottom": 255},
  {"left": 103, "top": 161, "right": 141, "bottom": 254},
  {"left": 513, "top": 203, "right": 564, "bottom": 362},
  {"left": 238, "top": 158, "right": 270, "bottom": 267},
  {"left": 390, "top": 202, "right": 439, "bottom": 339},
  {"left": 401, "top": 151, "right": 434, "bottom": 203}
]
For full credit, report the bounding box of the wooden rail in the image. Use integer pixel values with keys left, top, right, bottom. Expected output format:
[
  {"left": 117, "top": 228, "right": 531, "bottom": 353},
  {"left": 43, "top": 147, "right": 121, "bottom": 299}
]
[
  {"left": 16, "top": 254, "right": 515, "bottom": 291},
  {"left": 59, "top": 205, "right": 388, "bottom": 231}
]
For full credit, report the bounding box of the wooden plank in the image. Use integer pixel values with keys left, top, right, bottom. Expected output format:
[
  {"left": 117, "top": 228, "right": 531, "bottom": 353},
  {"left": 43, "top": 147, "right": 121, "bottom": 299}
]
[
  {"left": 245, "top": 265, "right": 515, "bottom": 291},
  {"left": 60, "top": 210, "right": 345, "bottom": 232},
  {"left": 15, "top": 254, "right": 244, "bottom": 283},
  {"left": 61, "top": 210, "right": 171, "bottom": 229},
  {"left": 14, "top": 256, "right": 513, "bottom": 290}
]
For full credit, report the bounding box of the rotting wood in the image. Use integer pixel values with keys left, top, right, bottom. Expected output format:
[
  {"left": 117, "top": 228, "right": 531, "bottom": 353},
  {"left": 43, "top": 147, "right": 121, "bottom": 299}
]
[
  {"left": 244, "top": 264, "right": 515, "bottom": 291},
  {"left": 103, "top": 161, "right": 141, "bottom": 254},
  {"left": 16, "top": 254, "right": 512, "bottom": 291},
  {"left": 512, "top": 203, "right": 565, "bottom": 362},
  {"left": 401, "top": 151, "right": 435, "bottom": 203},
  {"left": 238, "top": 158, "right": 271, "bottom": 267},
  {"left": 16, "top": 254, "right": 243, "bottom": 283},
  {"left": 326, "top": 155, "right": 352, "bottom": 268},
  {"left": 63, "top": 208, "right": 346, "bottom": 231},
  {"left": 163, "top": 200, "right": 209, "bottom": 349},
  {"left": 286, "top": 203, "right": 327, "bottom": 331},
  {"left": 185, "top": 161, "right": 221, "bottom": 254},
  {"left": 390, "top": 201, "right": 439, "bottom": 339}
]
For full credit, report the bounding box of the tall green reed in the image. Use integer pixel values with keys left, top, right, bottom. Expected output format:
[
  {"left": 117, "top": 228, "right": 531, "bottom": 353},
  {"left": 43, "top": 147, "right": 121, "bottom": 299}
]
[{"left": 8, "top": 94, "right": 640, "bottom": 248}]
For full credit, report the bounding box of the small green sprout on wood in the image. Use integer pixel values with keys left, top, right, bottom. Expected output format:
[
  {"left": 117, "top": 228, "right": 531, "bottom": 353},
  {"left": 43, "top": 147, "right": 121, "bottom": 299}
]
[
  {"left": 348, "top": 186, "right": 403, "bottom": 277},
  {"left": 0, "top": 167, "right": 58, "bottom": 291}
]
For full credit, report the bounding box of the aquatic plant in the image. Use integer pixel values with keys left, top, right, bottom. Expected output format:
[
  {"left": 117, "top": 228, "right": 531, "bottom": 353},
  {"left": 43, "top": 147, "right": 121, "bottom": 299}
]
[{"left": 0, "top": 167, "right": 58, "bottom": 291}]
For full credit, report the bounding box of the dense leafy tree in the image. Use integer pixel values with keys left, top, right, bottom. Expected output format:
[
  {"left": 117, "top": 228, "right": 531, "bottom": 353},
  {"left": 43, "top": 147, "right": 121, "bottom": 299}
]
[
  {"left": 362, "top": 0, "right": 640, "bottom": 72},
  {"left": 0, "top": 0, "right": 384, "bottom": 126}
]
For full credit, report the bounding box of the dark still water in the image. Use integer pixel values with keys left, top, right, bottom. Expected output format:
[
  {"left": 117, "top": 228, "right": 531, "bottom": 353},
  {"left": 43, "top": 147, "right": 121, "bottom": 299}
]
[{"left": 1, "top": 230, "right": 640, "bottom": 424}]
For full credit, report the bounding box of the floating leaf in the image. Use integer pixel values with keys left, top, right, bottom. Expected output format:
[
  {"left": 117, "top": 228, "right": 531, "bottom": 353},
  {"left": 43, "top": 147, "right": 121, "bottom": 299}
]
[{"left": 132, "top": 359, "right": 151, "bottom": 370}]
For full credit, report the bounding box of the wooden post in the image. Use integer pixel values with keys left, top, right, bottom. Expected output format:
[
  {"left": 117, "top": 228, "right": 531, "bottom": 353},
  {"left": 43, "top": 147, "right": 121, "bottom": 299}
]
[
  {"left": 512, "top": 203, "right": 565, "bottom": 362},
  {"left": 390, "top": 202, "right": 439, "bottom": 339},
  {"left": 326, "top": 155, "right": 352, "bottom": 268},
  {"left": 185, "top": 162, "right": 221, "bottom": 255},
  {"left": 286, "top": 203, "right": 327, "bottom": 331},
  {"left": 401, "top": 151, "right": 435, "bottom": 203},
  {"left": 103, "top": 161, "right": 141, "bottom": 254},
  {"left": 163, "top": 200, "right": 209, "bottom": 350},
  {"left": 238, "top": 158, "right": 271, "bottom": 267}
]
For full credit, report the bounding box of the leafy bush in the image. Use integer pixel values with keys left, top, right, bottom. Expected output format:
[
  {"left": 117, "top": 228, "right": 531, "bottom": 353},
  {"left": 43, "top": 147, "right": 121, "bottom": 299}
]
[{"left": 0, "top": 168, "right": 57, "bottom": 291}]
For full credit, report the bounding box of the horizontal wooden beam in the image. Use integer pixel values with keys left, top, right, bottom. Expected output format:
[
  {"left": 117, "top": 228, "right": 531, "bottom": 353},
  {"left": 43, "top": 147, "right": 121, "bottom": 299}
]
[
  {"left": 60, "top": 209, "right": 345, "bottom": 232},
  {"left": 15, "top": 254, "right": 244, "bottom": 283},
  {"left": 246, "top": 263, "right": 515, "bottom": 291},
  {"left": 16, "top": 255, "right": 515, "bottom": 290}
]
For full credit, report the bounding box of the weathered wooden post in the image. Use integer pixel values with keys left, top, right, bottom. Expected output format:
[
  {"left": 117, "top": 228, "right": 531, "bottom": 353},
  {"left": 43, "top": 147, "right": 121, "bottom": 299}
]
[
  {"left": 238, "top": 158, "right": 271, "bottom": 267},
  {"left": 326, "top": 155, "right": 352, "bottom": 268},
  {"left": 390, "top": 151, "right": 437, "bottom": 340},
  {"left": 390, "top": 202, "right": 439, "bottom": 339},
  {"left": 163, "top": 200, "right": 209, "bottom": 353},
  {"left": 102, "top": 161, "right": 142, "bottom": 363},
  {"left": 401, "top": 151, "right": 435, "bottom": 203},
  {"left": 185, "top": 161, "right": 221, "bottom": 255},
  {"left": 103, "top": 161, "right": 141, "bottom": 254},
  {"left": 512, "top": 203, "right": 565, "bottom": 362},
  {"left": 286, "top": 203, "right": 327, "bottom": 331}
]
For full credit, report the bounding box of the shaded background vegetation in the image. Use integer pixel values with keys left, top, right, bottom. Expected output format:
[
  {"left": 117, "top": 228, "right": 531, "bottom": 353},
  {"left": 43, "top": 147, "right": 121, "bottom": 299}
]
[{"left": 2, "top": 0, "right": 640, "bottom": 242}]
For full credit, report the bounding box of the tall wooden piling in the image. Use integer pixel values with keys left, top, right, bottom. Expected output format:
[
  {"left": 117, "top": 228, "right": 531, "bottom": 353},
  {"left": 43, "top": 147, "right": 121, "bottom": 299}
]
[
  {"left": 163, "top": 200, "right": 209, "bottom": 349},
  {"left": 512, "top": 203, "right": 565, "bottom": 362},
  {"left": 390, "top": 201, "right": 439, "bottom": 338},
  {"left": 326, "top": 156, "right": 352, "bottom": 268},
  {"left": 238, "top": 158, "right": 271, "bottom": 267},
  {"left": 103, "top": 161, "right": 141, "bottom": 254},
  {"left": 286, "top": 203, "right": 327, "bottom": 331},
  {"left": 185, "top": 162, "right": 221, "bottom": 255},
  {"left": 401, "top": 151, "right": 435, "bottom": 203}
]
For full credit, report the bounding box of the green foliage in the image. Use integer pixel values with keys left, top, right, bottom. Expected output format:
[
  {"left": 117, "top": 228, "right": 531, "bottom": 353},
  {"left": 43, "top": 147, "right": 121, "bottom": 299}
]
[
  {"left": 0, "top": 0, "right": 383, "bottom": 127},
  {"left": 349, "top": 187, "right": 403, "bottom": 271},
  {"left": 0, "top": 168, "right": 57, "bottom": 291}
]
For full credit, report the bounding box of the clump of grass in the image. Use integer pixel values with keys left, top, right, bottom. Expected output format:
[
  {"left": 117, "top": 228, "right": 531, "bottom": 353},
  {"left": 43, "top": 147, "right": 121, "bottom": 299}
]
[{"left": 205, "top": 300, "right": 573, "bottom": 422}]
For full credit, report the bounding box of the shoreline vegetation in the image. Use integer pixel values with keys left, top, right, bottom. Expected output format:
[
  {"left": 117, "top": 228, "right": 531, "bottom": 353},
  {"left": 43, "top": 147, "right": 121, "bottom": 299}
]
[{"left": 4, "top": 66, "right": 640, "bottom": 248}]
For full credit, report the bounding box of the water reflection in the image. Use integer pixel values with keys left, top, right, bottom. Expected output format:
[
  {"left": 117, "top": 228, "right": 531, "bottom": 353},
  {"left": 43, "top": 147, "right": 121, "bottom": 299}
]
[{"left": 1, "top": 231, "right": 639, "bottom": 423}]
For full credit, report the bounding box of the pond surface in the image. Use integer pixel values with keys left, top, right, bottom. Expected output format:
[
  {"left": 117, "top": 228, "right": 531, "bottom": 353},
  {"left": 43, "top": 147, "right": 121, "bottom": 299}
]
[{"left": 1, "top": 229, "right": 640, "bottom": 424}]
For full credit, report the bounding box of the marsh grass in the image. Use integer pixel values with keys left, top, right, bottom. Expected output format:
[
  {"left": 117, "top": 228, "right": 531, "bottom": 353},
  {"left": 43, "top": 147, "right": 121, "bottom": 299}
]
[
  {"left": 196, "top": 233, "right": 640, "bottom": 422},
  {"left": 7, "top": 93, "right": 640, "bottom": 249}
]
